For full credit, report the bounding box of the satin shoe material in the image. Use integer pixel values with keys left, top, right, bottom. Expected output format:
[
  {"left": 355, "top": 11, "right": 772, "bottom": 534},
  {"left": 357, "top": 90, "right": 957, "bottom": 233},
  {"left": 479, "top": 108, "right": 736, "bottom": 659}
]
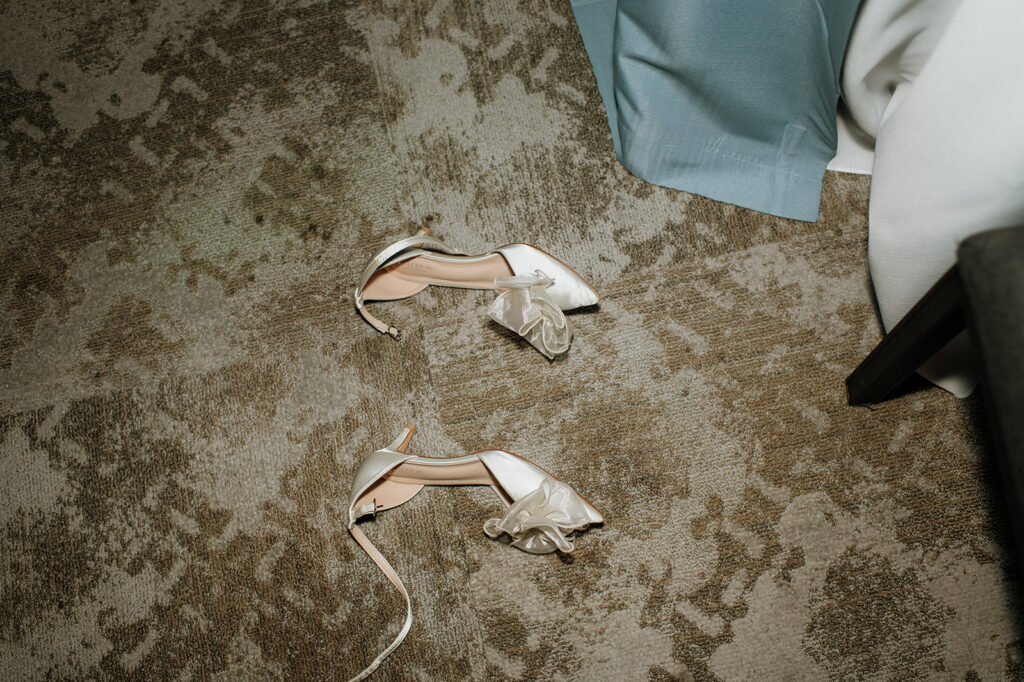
[
  {"left": 355, "top": 229, "right": 598, "bottom": 356},
  {"left": 483, "top": 476, "right": 599, "bottom": 553},
  {"left": 489, "top": 271, "right": 573, "bottom": 359},
  {"left": 495, "top": 243, "right": 599, "bottom": 310},
  {"left": 346, "top": 425, "right": 603, "bottom": 680},
  {"left": 348, "top": 431, "right": 417, "bottom": 524},
  {"left": 354, "top": 231, "right": 464, "bottom": 337}
]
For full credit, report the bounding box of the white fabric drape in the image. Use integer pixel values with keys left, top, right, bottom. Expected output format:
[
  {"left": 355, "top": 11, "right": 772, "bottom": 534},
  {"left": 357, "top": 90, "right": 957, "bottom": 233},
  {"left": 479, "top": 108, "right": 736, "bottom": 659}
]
[{"left": 830, "top": 0, "right": 1024, "bottom": 397}]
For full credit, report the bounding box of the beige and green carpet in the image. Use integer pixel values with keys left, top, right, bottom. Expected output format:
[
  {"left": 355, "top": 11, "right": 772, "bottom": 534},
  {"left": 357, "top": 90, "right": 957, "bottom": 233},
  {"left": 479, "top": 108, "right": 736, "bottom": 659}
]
[{"left": 2, "top": 1, "right": 1021, "bottom": 679}]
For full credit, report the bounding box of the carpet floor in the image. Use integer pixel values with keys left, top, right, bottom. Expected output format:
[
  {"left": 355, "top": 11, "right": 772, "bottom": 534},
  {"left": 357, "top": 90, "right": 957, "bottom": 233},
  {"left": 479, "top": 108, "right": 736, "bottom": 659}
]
[{"left": 1, "top": 1, "right": 1021, "bottom": 679}]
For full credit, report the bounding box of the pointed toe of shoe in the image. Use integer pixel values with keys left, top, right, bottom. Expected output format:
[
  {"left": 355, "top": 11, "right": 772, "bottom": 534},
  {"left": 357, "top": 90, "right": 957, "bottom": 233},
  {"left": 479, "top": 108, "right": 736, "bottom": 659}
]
[
  {"left": 569, "top": 280, "right": 600, "bottom": 308},
  {"left": 496, "top": 244, "right": 599, "bottom": 310},
  {"left": 583, "top": 503, "right": 604, "bottom": 525}
]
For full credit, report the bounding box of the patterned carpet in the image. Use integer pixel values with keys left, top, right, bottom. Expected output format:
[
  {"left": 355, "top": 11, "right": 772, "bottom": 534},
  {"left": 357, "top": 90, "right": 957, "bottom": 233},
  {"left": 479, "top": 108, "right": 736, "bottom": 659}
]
[{"left": 2, "top": 1, "right": 1021, "bottom": 679}]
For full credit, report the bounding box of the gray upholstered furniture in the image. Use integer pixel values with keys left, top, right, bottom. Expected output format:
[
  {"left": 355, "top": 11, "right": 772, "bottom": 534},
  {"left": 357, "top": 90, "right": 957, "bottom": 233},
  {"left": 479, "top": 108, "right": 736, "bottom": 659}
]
[{"left": 848, "top": 225, "right": 1024, "bottom": 567}]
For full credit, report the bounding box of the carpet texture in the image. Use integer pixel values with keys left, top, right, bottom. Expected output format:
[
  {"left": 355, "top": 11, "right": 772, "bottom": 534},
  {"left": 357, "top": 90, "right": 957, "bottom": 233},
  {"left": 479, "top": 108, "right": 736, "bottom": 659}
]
[{"left": 1, "top": 1, "right": 1021, "bottom": 679}]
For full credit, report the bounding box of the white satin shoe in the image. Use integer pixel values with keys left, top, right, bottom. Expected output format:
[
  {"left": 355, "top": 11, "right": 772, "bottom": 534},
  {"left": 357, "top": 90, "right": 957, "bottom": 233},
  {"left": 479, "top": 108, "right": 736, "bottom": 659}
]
[
  {"left": 355, "top": 228, "right": 599, "bottom": 358},
  {"left": 346, "top": 424, "right": 603, "bottom": 680}
]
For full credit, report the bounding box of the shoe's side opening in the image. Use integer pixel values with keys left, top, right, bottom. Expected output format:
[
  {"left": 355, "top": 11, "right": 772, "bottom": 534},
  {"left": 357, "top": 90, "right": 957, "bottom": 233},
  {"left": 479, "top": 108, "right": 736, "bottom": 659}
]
[
  {"left": 361, "top": 253, "right": 515, "bottom": 301},
  {"left": 352, "top": 458, "right": 508, "bottom": 514}
]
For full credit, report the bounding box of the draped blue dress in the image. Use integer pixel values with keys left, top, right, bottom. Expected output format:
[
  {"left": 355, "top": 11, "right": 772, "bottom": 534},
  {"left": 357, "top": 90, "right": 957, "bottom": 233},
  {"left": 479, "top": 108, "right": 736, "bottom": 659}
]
[{"left": 570, "top": 0, "right": 861, "bottom": 221}]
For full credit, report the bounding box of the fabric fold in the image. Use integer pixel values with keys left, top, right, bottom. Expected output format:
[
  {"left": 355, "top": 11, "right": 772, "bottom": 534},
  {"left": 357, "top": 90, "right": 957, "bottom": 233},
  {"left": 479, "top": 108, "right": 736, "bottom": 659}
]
[
  {"left": 483, "top": 477, "right": 597, "bottom": 554},
  {"left": 570, "top": 0, "right": 861, "bottom": 222},
  {"left": 489, "top": 270, "right": 573, "bottom": 359}
]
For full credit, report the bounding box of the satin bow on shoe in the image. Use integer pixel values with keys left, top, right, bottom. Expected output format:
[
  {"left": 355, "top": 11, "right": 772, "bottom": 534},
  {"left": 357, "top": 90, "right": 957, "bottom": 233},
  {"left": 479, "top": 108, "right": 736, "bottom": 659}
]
[
  {"left": 483, "top": 477, "right": 597, "bottom": 553},
  {"left": 488, "top": 270, "right": 573, "bottom": 359}
]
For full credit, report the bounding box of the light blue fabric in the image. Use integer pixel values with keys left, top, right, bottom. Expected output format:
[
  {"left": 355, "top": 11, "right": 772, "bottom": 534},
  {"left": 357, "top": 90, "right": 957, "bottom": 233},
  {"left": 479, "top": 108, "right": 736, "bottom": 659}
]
[{"left": 571, "top": 0, "right": 861, "bottom": 222}]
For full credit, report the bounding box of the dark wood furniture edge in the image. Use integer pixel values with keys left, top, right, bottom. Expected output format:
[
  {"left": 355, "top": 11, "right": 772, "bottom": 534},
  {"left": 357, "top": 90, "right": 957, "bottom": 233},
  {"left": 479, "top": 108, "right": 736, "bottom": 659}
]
[{"left": 847, "top": 265, "right": 967, "bottom": 404}]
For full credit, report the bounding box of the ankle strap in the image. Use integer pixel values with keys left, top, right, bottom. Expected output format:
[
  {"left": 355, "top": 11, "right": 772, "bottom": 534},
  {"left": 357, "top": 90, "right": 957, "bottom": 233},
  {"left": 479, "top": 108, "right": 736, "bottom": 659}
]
[
  {"left": 354, "top": 229, "right": 465, "bottom": 337},
  {"left": 347, "top": 524, "right": 413, "bottom": 681}
]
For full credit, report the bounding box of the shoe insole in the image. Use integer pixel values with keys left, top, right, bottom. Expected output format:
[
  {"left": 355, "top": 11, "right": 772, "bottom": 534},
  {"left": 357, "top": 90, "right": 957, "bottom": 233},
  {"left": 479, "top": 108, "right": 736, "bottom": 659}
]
[
  {"left": 362, "top": 253, "right": 515, "bottom": 302},
  {"left": 354, "top": 458, "right": 505, "bottom": 512},
  {"left": 387, "top": 459, "right": 497, "bottom": 486}
]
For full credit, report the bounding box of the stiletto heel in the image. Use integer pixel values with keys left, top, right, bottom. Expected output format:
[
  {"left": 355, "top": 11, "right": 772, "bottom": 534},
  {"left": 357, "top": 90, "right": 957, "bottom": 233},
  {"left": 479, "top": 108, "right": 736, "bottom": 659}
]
[
  {"left": 346, "top": 425, "right": 603, "bottom": 680},
  {"left": 354, "top": 228, "right": 599, "bottom": 357},
  {"left": 388, "top": 423, "right": 416, "bottom": 453}
]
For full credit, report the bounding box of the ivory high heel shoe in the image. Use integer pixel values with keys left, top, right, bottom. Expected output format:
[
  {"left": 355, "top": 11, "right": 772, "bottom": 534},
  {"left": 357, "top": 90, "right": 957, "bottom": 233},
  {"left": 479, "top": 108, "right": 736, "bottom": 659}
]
[
  {"left": 347, "top": 424, "right": 603, "bottom": 680},
  {"left": 354, "top": 228, "right": 599, "bottom": 358}
]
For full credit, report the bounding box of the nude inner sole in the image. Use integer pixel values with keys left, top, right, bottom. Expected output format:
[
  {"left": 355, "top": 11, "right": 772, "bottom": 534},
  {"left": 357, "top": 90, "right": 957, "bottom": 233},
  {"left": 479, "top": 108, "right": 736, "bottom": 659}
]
[
  {"left": 387, "top": 459, "right": 498, "bottom": 486},
  {"left": 355, "top": 480, "right": 423, "bottom": 511},
  {"left": 362, "top": 253, "right": 514, "bottom": 301},
  {"left": 353, "top": 459, "right": 506, "bottom": 512}
]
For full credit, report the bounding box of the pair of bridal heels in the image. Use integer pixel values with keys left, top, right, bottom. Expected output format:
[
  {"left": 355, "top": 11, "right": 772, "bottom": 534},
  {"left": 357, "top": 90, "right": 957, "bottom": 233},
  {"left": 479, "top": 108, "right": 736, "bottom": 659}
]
[
  {"left": 355, "top": 228, "right": 599, "bottom": 358},
  {"left": 347, "top": 425, "right": 603, "bottom": 680}
]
